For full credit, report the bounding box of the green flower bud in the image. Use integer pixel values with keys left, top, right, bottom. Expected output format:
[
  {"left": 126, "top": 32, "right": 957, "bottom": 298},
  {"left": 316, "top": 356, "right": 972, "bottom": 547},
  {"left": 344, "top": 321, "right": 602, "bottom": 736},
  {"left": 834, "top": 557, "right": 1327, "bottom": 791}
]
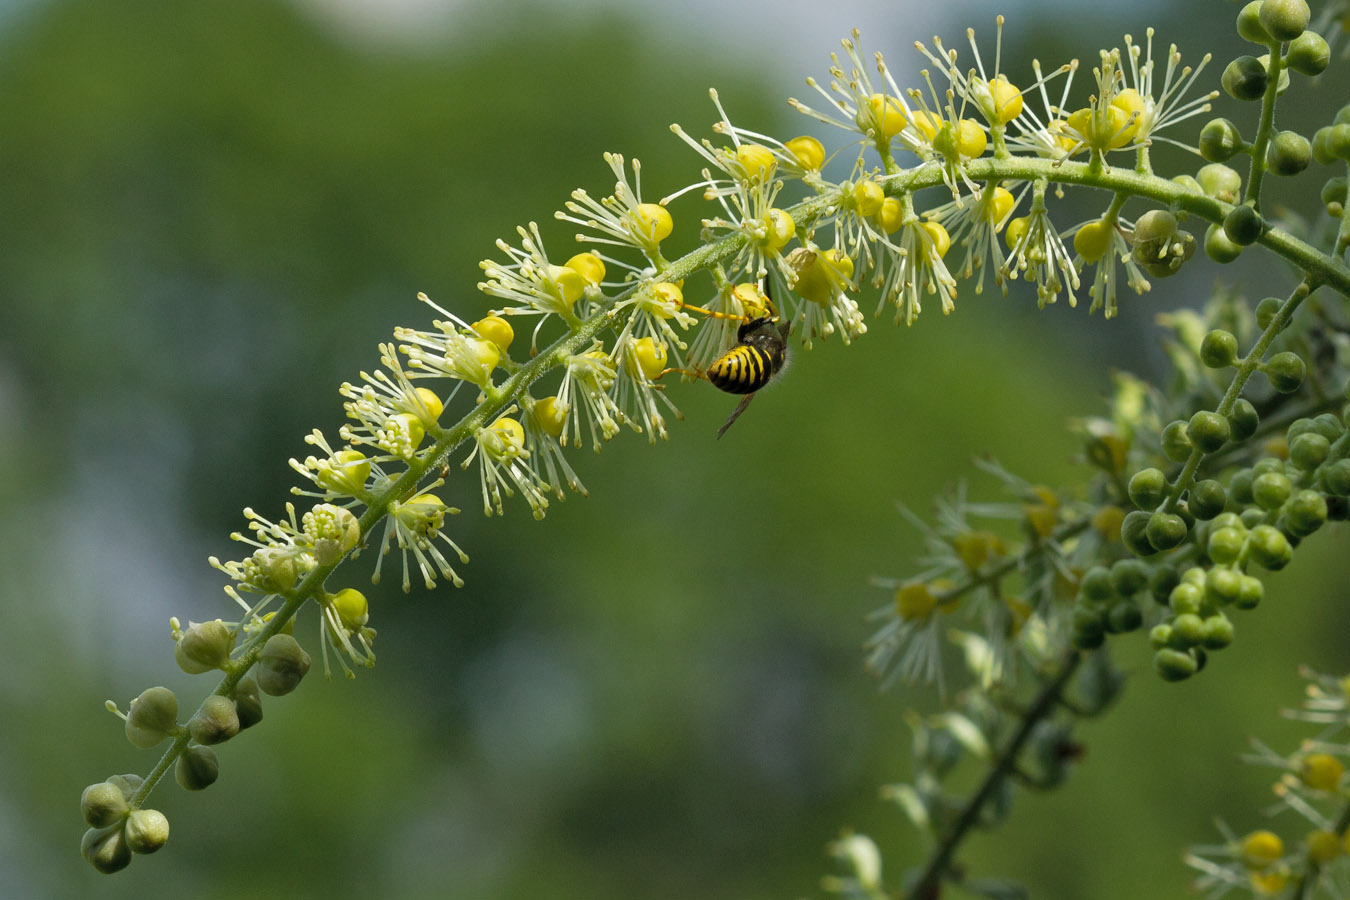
[
  {"left": 1200, "top": 118, "right": 1245, "bottom": 162},
  {"left": 1132, "top": 209, "right": 1178, "bottom": 246},
  {"left": 257, "top": 633, "right": 312, "bottom": 696},
  {"left": 1321, "top": 459, "right": 1350, "bottom": 495},
  {"left": 1197, "top": 164, "right": 1242, "bottom": 203},
  {"left": 173, "top": 619, "right": 234, "bottom": 675},
  {"left": 1071, "top": 605, "right": 1106, "bottom": 649},
  {"left": 124, "top": 809, "right": 169, "bottom": 855},
  {"left": 1252, "top": 471, "right": 1292, "bottom": 509},
  {"left": 1247, "top": 523, "right": 1292, "bottom": 569},
  {"left": 175, "top": 745, "right": 220, "bottom": 791},
  {"left": 235, "top": 676, "right": 263, "bottom": 731},
  {"left": 1181, "top": 565, "right": 1208, "bottom": 588},
  {"left": 1162, "top": 420, "right": 1193, "bottom": 462},
  {"left": 1237, "top": 1, "right": 1271, "bottom": 42},
  {"left": 1255, "top": 296, "right": 1284, "bottom": 330},
  {"left": 1154, "top": 647, "right": 1199, "bottom": 681},
  {"left": 1208, "top": 526, "right": 1246, "bottom": 565},
  {"left": 1109, "top": 559, "right": 1149, "bottom": 596},
  {"left": 1079, "top": 566, "right": 1116, "bottom": 604},
  {"left": 1205, "top": 567, "right": 1243, "bottom": 605},
  {"left": 1267, "top": 130, "right": 1311, "bottom": 175},
  {"left": 1307, "top": 413, "right": 1344, "bottom": 440},
  {"left": 1201, "top": 614, "right": 1235, "bottom": 649},
  {"left": 1128, "top": 467, "right": 1168, "bottom": 508},
  {"left": 1286, "top": 30, "right": 1329, "bottom": 75},
  {"left": 1323, "top": 177, "right": 1348, "bottom": 218},
  {"left": 1172, "top": 613, "right": 1206, "bottom": 647},
  {"left": 1223, "top": 204, "right": 1265, "bottom": 246},
  {"left": 1149, "top": 623, "right": 1174, "bottom": 649},
  {"left": 1285, "top": 489, "right": 1327, "bottom": 537},
  {"left": 1121, "top": 509, "right": 1157, "bottom": 557},
  {"left": 81, "top": 782, "right": 130, "bottom": 828},
  {"left": 124, "top": 686, "right": 179, "bottom": 749},
  {"left": 1264, "top": 351, "right": 1306, "bottom": 392},
  {"left": 106, "top": 773, "right": 143, "bottom": 800},
  {"left": 1258, "top": 0, "right": 1310, "bottom": 42},
  {"left": 1106, "top": 600, "right": 1143, "bottom": 633},
  {"left": 1147, "top": 511, "right": 1187, "bottom": 551},
  {"left": 1289, "top": 432, "right": 1330, "bottom": 470},
  {"left": 81, "top": 823, "right": 132, "bottom": 874},
  {"left": 252, "top": 547, "right": 300, "bottom": 593},
  {"left": 1235, "top": 574, "right": 1265, "bottom": 609},
  {"left": 1170, "top": 582, "right": 1203, "bottom": 615},
  {"left": 1314, "top": 128, "right": 1339, "bottom": 166},
  {"left": 1325, "top": 124, "right": 1350, "bottom": 162},
  {"left": 1203, "top": 223, "right": 1243, "bottom": 263},
  {"left": 188, "top": 695, "right": 240, "bottom": 746},
  {"left": 1222, "top": 55, "right": 1269, "bottom": 101},
  {"left": 1149, "top": 565, "right": 1180, "bottom": 603},
  {"left": 1256, "top": 53, "right": 1291, "bottom": 94},
  {"left": 1172, "top": 174, "right": 1202, "bottom": 193},
  {"left": 1189, "top": 411, "right": 1232, "bottom": 453},
  {"left": 1253, "top": 456, "right": 1286, "bottom": 476},
  {"left": 1228, "top": 399, "right": 1260, "bottom": 441},
  {"left": 1189, "top": 480, "right": 1227, "bottom": 520}
]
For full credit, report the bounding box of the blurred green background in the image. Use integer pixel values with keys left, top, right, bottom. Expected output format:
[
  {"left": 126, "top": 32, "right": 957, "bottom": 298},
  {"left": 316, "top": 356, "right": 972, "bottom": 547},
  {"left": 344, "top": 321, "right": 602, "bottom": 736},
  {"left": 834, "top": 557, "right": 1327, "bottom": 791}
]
[{"left": 2, "top": 0, "right": 1348, "bottom": 898}]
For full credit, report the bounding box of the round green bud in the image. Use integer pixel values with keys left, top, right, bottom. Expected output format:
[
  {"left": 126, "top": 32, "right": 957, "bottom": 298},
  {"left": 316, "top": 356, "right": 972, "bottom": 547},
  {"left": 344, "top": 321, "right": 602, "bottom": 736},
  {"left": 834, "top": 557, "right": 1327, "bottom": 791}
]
[
  {"left": 1289, "top": 432, "right": 1330, "bottom": 470},
  {"left": 251, "top": 547, "right": 300, "bottom": 593},
  {"left": 1106, "top": 600, "right": 1143, "bottom": 633},
  {"left": 1264, "top": 351, "right": 1306, "bottom": 392},
  {"left": 1201, "top": 615, "right": 1236, "bottom": 649},
  {"left": 81, "top": 823, "right": 132, "bottom": 874},
  {"left": 1257, "top": 54, "right": 1291, "bottom": 94},
  {"left": 1285, "top": 489, "right": 1328, "bottom": 537},
  {"left": 235, "top": 677, "right": 263, "bottom": 731},
  {"left": 1209, "top": 329, "right": 1236, "bottom": 367},
  {"left": 1205, "top": 567, "right": 1243, "bottom": 605},
  {"left": 1321, "top": 459, "right": 1350, "bottom": 495},
  {"left": 188, "top": 695, "right": 240, "bottom": 746},
  {"left": 106, "top": 773, "right": 143, "bottom": 800},
  {"left": 1199, "top": 118, "right": 1245, "bottom": 161},
  {"left": 257, "top": 633, "right": 312, "bottom": 697},
  {"left": 1247, "top": 523, "right": 1292, "bottom": 569},
  {"left": 1311, "top": 413, "right": 1344, "bottom": 439},
  {"left": 1338, "top": 104, "right": 1350, "bottom": 126},
  {"left": 1286, "top": 30, "right": 1329, "bottom": 75},
  {"left": 125, "top": 686, "right": 179, "bottom": 749},
  {"left": 1147, "top": 511, "right": 1188, "bottom": 551},
  {"left": 1172, "top": 174, "right": 1202, "bottom": 193},
  {"left": 1149, "top": 623, "right": 1174, "bottom": 649},
  {"left": 1154, "top": 647, "right": 1199, "bottom": 681},
  {"left": 1189, "top": 480, "right": 1228, "bottom": 520},
  {"left": 1128, "top": 467, "right": 1168, "bottom": 508},
  {"left": 1235, "top": 574, "right": 1265, "bottom": 609},
  {"left": 1222, "top": 55, "right": 1269, "bottom": 101},
  {"left": 81, "top": 782, "right": 130, "bottom": 828},
  {"left": 1204, "top": 223, "right": 1243, "bottom": 263},
  {"left": 1255, "top": 296, "right": 1284, "bottom": 330},
  {"left": 1110, "top": 559, "right": 1149, "bottom": 596},
  {"left": 1241, "top": 506, "right": 1267, "bottom": 528},
  {"left": 1326, "top": 124, "right": 1350, "bottom": 162},
  {"left": 1121, "top": 509, "right": 1158, "bottom": 557},
  {"left": 1071, "top": 605, "right": 1106, "bottom": 649},
  {"left": 1228, "top": 399, "right": 1260, "bottom": 441},
  {"left": 1252, "top": 471, "right": 1292, "bottom": 509},
  {"left": 1189, "top": 411, "right": 1232, "bottom": 452},
  {"left": 174, "top": 619, "right": 234, "bottom": 675},
  {"left": 1132, "top": 209, "right": 1178, "bottom": 246},
  {"left": 1258, "top": 0, "right": 1310, "bottom": 42},
  {"left": 1149, "top": 565, "right": 1180, "bottom": 603},
  {"left": 1162, "top": 420, "right": 1193, "bottom": 462},
  {"left": 1323, "top": 177, "right": 1348, "bottom": 213},
  {"left": 1237, "top": 1, "right": 1271, "bottom": 42},
  {"left": 1172, "top": 612, "right": 1207, "bottom": 647},
  {"left": 124, "top": 809, "right": 169, "bottom": 855},
  {"left": 1229, "top": 470, "right": 1255, "bottom": 506},
  {"left": 1170, "top": 582, "right": 1203, "bottom": 615},
  {"left": 1314, "top": 127, "right": 1339, "bottom": 166},
  {"left": 1253, "top": 456, "right": 1286, "bottom": 476},
  {"left": 1181, "top": 565, "right": 1209, "bottom": 588},
  {"left": 1140, "top": 231, "right": 1195, "bottom": 279},
  {"left": 1197, "top": 163, "right": 1243, "bottom": 203},
  {"left": 1267, "top": 130, "right": 1312, "bottom": 175},
  {"left": 1208, "top": 526, "right": 1247, "bottom": 565},
  {"left": 175, "top": 745, "right": 220, "bottom": 791},
  {"left": 1223, "top": 204, "right": 1265, "bottom": 246},
  {"left": 1210, "top": 512, "right": 1244, "bottom": 531},
  {"left": 1079, "top": 566, "right": 1116, "bottom": 604}
]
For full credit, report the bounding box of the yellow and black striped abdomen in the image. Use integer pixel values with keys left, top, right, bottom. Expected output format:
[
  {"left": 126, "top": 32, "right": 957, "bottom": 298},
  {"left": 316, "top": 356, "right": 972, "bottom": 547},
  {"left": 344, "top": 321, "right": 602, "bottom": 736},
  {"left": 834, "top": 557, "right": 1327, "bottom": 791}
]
[{"left": 707, "top": 344, "right": 777, "bottom": 394}]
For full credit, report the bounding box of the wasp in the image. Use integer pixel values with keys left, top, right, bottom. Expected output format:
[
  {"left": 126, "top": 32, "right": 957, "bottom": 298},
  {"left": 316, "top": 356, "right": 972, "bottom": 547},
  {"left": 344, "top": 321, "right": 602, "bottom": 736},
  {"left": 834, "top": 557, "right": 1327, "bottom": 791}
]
[{"left": 706, "top": 312, "right": 790, "bottom": 437}]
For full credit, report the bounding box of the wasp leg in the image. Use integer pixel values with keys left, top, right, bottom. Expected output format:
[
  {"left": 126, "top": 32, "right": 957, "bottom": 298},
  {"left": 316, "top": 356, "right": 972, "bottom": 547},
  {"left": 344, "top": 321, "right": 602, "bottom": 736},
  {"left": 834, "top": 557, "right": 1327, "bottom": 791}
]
[
  {"left": 716, "top": 393, "right": 757, "bottom": 439},
  {"left": 677, "top": 301, "right": 749, "bottom": 322},
  {"left": 657, "top": 366, "right": 706, "bottom": 382}
]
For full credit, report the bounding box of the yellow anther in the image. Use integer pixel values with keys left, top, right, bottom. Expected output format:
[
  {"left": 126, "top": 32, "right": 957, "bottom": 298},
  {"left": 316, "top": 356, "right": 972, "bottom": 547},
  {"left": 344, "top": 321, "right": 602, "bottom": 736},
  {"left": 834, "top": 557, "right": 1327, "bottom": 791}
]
[
  {"left": 785, "top": 135, "right": 825, "bottom": 171},
  {"left": 912, "top": 109, "right": 943, "bottom": 141},
  {"left": 471, "top": 316, "right": 514, "bottom": 355},
  {"left": 465, "top": 336, "right": 500, "bottom": 374},
  {"left": 922, "top": 221, "right": 951, "bottom": 258},
  {"left": 736, "top": 143, "right": 778, "bottom": 181},
  {"left": 545, "top": 264, "right": 586, "bottom": 307},
  {"left": 412, "top": 387, "right": 444, "bottom": 422},
  {"left": 534, "top": 396, "right": 567, "bottom": 439},
  {"left": 634, "top": 203, "right": 674, "bottom": 244},
  {"left": 985, "top": 77, "right": 1023, "bottom": 126},
  {"left": 1300, "top": 753, "right": 1345, "bottom": 791},
  {"left": 761, "top": 208, "right": 796, "bottom": 251},
  {"left": 1067, "top": 105, "right": 1133, "bottom": 151},
  {"left": 1073, "top": 219, "right": 1115, "bottom": 262},
  {"left": 853, "top": 180, "right": 885, "bottom": 217},
  {"left": 628, "top": 337, "right": 668, "bottom": 381},
  {"left": 895, "top": 582, "right": 939, "bottom": 621},
  {"left": 487, "top": 416, "right": 525, "bottom": 457},
  {"left": 1005, "top": 215, "right": 1031, "bottom": 251},
  {"left": 731, "top": 283, "right": 770, "bottom": 318},
  {"left": 954, "top": 118, "right": 988, "bottom": 158},
  {"left": 1241, "top": 830, "right": 1285, "bottom": 869},
  {"left": 331, "top": 588, "right": 369, "bottom": 630},
  {"left": 647, "top": 281, "right": 684, "bottom": 318},
  {"left": 867, "top": 92, "right": 908, "bottom": 139},
  {"left": 1110, "top": 88, "right": 1147, "bottom": 144},
  {"left": 565, "top": 251, "right": 606, "bottom": 286},
  {"left": 879, "top": 196, "right": 905, "bottom": 234},
  {"left": 988, "top": 186, "right": 1015, "bottom": 226}
]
